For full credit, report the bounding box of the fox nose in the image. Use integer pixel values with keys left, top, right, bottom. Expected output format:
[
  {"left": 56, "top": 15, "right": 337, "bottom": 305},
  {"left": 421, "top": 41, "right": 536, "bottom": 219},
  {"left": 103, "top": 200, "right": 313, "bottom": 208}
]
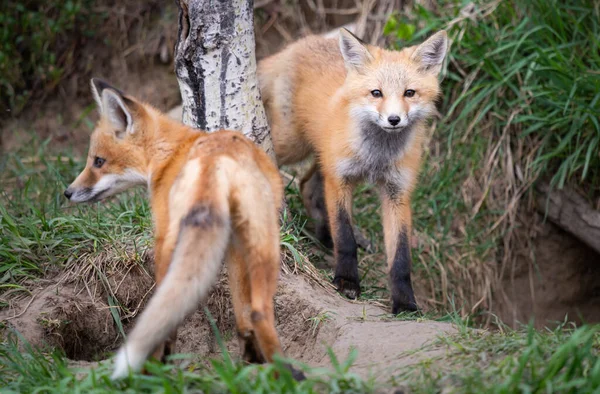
[
  {"left": 64, "top": 188, "right": 73, "bottom": 200},
  {"left": 388, "top": 115, "right": 401, "bottom": 126}
]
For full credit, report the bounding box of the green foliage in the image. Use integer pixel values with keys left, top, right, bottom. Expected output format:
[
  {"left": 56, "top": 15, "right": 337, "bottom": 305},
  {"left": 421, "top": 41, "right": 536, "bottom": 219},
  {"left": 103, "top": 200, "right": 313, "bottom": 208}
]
[
  {"left": 0, "top": 137, "right": 153, "bottom": 302},
  {"left": 0, "top": 1, "right": 99, "bottom": 115},
  {"left": 0, "top": 331, "right": 375, "bottom": 393},
  {"left": 383, "top": 15, "right": 415, "bottom": 40},
  {"left": 399, "top": 323, "right": 600, "bottom": 393},
  {"left": 387, "top": 0, "right": 600, "bottom": 188},
  {"left": 375, "top": 0, "right": 600, "bottom": 315}
]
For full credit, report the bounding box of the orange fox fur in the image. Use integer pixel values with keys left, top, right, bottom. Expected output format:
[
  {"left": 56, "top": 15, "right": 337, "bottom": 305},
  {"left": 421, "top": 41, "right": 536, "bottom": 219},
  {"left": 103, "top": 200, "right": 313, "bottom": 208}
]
[
  {"left": 65, "top": 79, "right": 290, "bottom": 379},
  {"left": 258, "top": 29, "right": 449, "bottom": 313}
]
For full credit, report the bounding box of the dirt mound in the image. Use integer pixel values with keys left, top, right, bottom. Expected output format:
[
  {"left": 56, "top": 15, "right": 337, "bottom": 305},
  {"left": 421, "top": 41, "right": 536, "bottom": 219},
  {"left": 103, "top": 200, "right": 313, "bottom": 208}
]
[
  {"left": 0, "top": 264, "right": 455, "bottom": 380},
  {"left": 275, "top": 275, "right": 456, "bottom": 378},
  {"left": 0, "top": 261, "right": 155, "bottom": 361},
  {"left": 0, "top": 282, "right": 115, "bottom": 361}
]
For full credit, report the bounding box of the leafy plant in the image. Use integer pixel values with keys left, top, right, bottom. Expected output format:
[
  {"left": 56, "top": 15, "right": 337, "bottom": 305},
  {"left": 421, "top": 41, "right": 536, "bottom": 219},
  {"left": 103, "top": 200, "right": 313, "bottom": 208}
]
[
  {"left": 0, "top": 1, "right": 100, "bottom": 115},
  {"left": 378, "top": 0, "right": 600, "bottom": 318}
]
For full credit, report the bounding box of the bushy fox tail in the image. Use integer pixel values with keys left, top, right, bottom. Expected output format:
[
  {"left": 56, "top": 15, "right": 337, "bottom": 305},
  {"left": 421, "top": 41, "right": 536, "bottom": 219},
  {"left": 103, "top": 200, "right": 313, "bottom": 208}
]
[{"left": 111, "top": 203, "right": 230, "bottom": 380}]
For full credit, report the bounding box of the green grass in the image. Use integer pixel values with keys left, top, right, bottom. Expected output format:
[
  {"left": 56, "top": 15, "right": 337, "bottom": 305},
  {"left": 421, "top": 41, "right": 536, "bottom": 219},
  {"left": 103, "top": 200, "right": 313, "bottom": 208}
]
[
  {"left": 0, "top": 1, "right": 100, "bottom": 114},
  {"left": 0, "top": 330, "right": 374, "bottom": 393},
  {"left": 2, "top": 313, "right": 598, "bottom": 393},
  {"left": 395, "top": 321, "right": 600, "bottom": 393},
  {"left": 0, "top": 138, "right": 153, "bottom": 304},
  {"left": 388, "top": 0, "right": 600, "bottom": 189},
  {"left": 2, "top": 317, "right": 599, "bottom": 394},
  {"left": 368, "top": 0, "right": 600, "bottom": 316}
]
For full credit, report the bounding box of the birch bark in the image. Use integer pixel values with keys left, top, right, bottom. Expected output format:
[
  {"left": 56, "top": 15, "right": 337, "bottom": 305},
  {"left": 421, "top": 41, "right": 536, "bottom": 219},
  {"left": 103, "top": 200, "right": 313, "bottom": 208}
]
[{"left": 174, "top": 0, "right": 274, "bottom": 159}]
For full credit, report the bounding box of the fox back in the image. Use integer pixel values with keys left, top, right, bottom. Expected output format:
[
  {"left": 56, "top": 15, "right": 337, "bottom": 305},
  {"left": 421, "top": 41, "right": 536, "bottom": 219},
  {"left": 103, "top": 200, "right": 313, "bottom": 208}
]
[{"left": 65, "top": 79, "right": 294, "bottom": 380}]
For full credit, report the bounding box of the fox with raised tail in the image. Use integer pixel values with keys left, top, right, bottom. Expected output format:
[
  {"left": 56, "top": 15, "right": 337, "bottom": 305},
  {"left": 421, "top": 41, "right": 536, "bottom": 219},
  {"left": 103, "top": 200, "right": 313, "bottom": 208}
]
[
  {"left": 258, "top": 29, "right": 449, "bottom": 313},
  {"left": 65, "top": 79, "right": 296, "bottom": 379}
]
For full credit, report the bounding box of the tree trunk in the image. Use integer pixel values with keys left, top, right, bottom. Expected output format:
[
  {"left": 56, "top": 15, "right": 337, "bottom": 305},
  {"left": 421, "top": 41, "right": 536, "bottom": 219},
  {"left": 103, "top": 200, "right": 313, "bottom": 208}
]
[
  {"left": 174, "top": 0, "right": 274, "bottom": 159},
  {"left": 536, "top": 182, "right": 600, "bottom": 256}
]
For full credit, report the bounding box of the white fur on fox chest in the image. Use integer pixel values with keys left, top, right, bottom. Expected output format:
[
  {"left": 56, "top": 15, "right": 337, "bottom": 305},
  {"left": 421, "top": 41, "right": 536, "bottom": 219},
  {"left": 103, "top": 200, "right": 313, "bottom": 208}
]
[
  {"left": 336, "top": 156, "right": 416, "bottom": 192},
  {"left": 336, "top": 122, "right": 417, "bottom": 190}
]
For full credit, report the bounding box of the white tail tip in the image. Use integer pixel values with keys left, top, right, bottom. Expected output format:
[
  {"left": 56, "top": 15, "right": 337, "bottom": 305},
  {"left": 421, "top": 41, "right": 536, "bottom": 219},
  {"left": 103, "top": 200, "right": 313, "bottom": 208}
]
[{"left": 111, "top": 345, "right": 145, "bottom": 380}]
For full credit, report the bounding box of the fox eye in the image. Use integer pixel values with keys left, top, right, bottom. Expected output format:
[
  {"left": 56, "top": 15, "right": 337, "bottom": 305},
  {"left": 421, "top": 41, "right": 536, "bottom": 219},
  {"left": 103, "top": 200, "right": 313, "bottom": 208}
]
[
  {"left": 371, "top": 89, "right": 383, "bottom": 98},
  {"left": 93, "top": 157, "right": 106, "bottom": 168},
  {"left": 404, "top": 89, "right": 416, "bottom": 98}
]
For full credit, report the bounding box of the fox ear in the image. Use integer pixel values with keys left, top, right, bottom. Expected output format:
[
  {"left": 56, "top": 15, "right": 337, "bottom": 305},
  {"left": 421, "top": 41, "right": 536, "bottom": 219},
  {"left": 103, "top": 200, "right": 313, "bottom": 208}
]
[
  {"left": 90, "top": 78, "right": 115, "bottom": 113},
  {"left": 101, "top": 89, "right": 135, "bottom": 139},
  {"left": 411, "top": 30, "right": 449, "bottom": 74},
  {"left": 339, "top": 28, "right": 373, "bottom": 72}
]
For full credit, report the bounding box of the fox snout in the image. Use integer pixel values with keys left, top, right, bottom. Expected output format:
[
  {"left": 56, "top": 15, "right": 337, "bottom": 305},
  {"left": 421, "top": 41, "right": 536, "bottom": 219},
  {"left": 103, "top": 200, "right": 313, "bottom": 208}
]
[
  {"left": 63, "top": 182, "right": 98, "bottom": 203},
  {"left": 64, "top": 165, "right": 102, "bottom": 203},
  {"left": 64, "top": 170, "right": 147, "bottom": 203},
  {"left": 63, "top": 186, "right": 91, "bottom": 202},
  {"left": 380, "top": 112, "right": 409, "bottom": 131},
  {"left": 387, "top": 115, "right": 401, "bottom": 126}
]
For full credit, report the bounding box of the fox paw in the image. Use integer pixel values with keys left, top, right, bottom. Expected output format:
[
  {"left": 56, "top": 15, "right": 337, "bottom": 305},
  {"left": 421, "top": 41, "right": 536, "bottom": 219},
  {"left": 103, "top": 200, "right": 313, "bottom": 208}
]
[
  {"left": 291, "top": 368, "right": 306, "bottom": 381},
  {"left": 284, "top": 364, "right": 306, "bottom": 381},
  {"left": 392, "top": 299, "right": 419, "bottom": 314},
  {"left": 332, "top": 276, "right": 361, "bottom": 300},
  {"left": 239, "top": 331, "right": 266, "bottom": 364}
]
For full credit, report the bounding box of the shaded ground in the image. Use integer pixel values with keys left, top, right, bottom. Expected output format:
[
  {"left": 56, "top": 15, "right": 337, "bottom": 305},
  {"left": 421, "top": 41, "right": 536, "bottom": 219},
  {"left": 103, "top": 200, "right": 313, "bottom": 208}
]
[
  {"left": 2, "top": 2, "right": 600, "bottom": 391},
  {"left": 0, "top": 263, "right": 455, "bottom": 382},
  {"left": 1, "top": 102, "right": 456, "bottom": 386},
  {"left": 496, "top": 214, "right": 600, "bottom": 329},
  {"left": 3, "top": 0, "right": 599, "bottom": 333}
]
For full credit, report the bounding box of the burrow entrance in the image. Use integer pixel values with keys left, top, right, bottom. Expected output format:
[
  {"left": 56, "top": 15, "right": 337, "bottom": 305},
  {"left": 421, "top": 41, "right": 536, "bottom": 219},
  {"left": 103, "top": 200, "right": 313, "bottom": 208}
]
[
  {"left": 495, "top": 214, "right": 600, "bottom": 328},
  {"left": 1, "top": 263, "right": 322, "bottom": 364}
]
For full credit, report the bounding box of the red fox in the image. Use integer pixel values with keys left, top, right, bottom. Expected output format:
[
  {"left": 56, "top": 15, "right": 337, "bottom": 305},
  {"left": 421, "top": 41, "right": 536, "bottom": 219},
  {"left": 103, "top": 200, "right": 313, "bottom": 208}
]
[
  {"left": 65, "top": 79, "right": 295, "bottom": 379},
  {"left": 258, "top": 29, "right": 449, "bottom": 313}
]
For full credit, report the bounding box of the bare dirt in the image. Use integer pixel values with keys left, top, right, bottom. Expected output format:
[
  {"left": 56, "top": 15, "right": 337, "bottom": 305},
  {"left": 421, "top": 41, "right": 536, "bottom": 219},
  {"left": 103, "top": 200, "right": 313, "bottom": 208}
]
[
  {"left": 3, "top": 0, "right": 600, "bottom": 387},
  {"left": 0, "top": 263, "right": 455, "bottom": 382},
  {"left": 495, "top": 213, "right": 600, "bottom": 329},
  {"left": 0, "top": 260, "right": 155, "bottom": 361},
  {"left": 1, "top": 65, "right": 181, "bottom": 156},
  {"left": 2, "top": 97, "right": 456, "bottom": 382}
]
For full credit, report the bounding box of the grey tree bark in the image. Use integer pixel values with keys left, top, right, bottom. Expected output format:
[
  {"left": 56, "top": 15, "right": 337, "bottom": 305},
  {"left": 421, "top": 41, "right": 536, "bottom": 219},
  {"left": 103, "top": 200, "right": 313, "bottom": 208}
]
[
  {"left": 536, "top": 183, "right": 600, "bottom": 255},
  {"left": 174, "top": 0, "right": 274, "bottom": 159}
]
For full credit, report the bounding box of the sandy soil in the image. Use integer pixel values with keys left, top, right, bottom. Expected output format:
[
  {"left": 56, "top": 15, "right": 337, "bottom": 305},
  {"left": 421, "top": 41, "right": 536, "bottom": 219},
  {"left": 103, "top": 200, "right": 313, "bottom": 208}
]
[{"left": 0, "top": 265, "right": 455, "bottom": 384}]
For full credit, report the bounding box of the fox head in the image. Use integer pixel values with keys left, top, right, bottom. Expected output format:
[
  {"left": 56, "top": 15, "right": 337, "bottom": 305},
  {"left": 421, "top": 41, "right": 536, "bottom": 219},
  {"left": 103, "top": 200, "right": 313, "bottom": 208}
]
[
  {"left": 64, "top": 79, "right": 150, "bottom": 203},
  {"left": 339, "top": 29, "right": 449, "bottom": 133}
]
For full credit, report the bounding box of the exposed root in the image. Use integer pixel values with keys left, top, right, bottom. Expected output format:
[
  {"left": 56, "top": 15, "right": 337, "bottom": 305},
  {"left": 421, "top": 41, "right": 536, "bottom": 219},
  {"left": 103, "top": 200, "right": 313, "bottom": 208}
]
[{"left": 3, "top": 294, "right": 37, "bottom": 321}]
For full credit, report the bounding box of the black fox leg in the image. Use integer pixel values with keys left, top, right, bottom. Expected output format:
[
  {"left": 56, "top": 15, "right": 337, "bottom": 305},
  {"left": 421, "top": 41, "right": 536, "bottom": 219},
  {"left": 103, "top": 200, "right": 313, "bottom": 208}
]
[
  {"left": 324, "top": 176, "right": 360, "bottom": 299},
  {"left": 381, "top": 193, "right": 418, "bottom": 313},
  {"left": 300, "top": 164, "right": 333, "bottom": 248}
]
